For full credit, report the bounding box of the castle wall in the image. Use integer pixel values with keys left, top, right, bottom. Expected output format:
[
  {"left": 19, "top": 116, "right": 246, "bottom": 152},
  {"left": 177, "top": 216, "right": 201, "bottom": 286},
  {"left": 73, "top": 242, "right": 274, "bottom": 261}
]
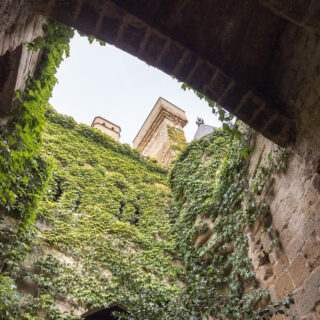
[{"left": 247, "top": 23, "right": 320, "bottom": 320}]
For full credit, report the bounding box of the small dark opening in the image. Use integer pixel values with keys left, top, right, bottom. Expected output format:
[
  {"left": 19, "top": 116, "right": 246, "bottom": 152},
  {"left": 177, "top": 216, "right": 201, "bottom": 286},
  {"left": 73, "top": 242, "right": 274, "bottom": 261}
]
[
  {"left": 0, "top": 51, "right": 10, "bottom": 91},
  {"left": 84, "top": 305, "right": 127, "bottom": 320}
]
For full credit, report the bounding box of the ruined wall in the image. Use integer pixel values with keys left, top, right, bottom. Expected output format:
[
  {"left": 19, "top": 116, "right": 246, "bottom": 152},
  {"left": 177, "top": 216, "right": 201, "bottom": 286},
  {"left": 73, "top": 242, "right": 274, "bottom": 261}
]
[{"left": 247, "top": 23, "right": 320, "bottom": 320}]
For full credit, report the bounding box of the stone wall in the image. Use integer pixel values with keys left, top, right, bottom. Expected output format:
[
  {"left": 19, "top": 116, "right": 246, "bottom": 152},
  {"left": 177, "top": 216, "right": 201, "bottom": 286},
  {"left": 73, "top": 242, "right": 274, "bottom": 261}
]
[
  {"left": 247, "top": 22, "right": 320, "bottom": 320},
  {"left": 0, "top": 0, "right": 45, "bottom": 56},
  {"left": 0, "top": 0, "right": 45, "bottom": 117}
]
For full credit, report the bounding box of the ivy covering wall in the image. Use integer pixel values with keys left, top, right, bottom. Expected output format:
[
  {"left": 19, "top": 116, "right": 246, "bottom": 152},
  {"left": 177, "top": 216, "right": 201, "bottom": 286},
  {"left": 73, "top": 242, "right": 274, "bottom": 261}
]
[
  {"left": 0, "top": 21, "right": 73, "bottom": 225},
  {"left": 165, "top": 128, "right": 292, "bottom": 319},
  {"left": 0, "top": 108, "right": 181, "bottom": 319},
  {"left": 0, "top": 17, "right": 293, "bottom": 320}
]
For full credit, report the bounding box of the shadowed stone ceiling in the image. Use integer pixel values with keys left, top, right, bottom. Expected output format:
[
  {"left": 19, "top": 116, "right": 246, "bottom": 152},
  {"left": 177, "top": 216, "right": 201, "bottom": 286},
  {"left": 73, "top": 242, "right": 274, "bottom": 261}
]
[{"left": 16, "top": 0, "right": 320, "bottom": 145}]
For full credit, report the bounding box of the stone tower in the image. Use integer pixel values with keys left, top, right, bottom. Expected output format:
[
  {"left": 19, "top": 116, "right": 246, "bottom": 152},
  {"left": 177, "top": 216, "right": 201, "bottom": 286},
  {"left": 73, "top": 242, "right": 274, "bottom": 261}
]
[
  {"left": 91, "top": 116, "right": 121, "bottom": 141},
  {"left": 133, "top": 97, "right": 187, "bottom": 166}
]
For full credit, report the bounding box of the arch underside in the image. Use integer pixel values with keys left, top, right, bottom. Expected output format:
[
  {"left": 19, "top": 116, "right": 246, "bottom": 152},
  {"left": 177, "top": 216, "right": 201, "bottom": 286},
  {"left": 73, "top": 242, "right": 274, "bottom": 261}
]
[{"left": 2, "top": 0, "right": 320, "bottom": 145}]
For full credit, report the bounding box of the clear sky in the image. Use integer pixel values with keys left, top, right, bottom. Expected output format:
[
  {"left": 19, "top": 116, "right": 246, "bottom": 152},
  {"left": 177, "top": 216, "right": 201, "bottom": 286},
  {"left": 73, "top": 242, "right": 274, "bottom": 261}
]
[{"left": 50, "top": 33, "right": 220, "bottom": 144}]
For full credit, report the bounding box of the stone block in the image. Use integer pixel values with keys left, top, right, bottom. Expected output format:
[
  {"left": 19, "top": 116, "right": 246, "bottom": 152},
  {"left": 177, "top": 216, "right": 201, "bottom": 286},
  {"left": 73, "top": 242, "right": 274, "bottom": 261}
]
[
  {"left": 98, "top": 15, "right": 122, "bottom": 42},
  {"left": 273, "top": 261, "right": 288, "bottom": 278},
  {"left": 75, "top": 3, "right": 99, "bottom": 35},
  {"left": 236, "top": 94, "right": 262, "bottom": 124},
  {"left": 294, "top": 266, "right": 320, "bottom": 317},
  {"left": 219, "top": 82, "right": 248, "bottom": 110},
  {"left": 274, "top": 271, "right": 295, "bottom": 299},
  {"left": 206, "top": 71, "right": 230, "bottom": 102},
  {"left": 158, "top": 42, "right": 184, "bottom": 74},
  {"left": 286, "top": 236, "right": 305, "bottom": 263},
  {"left": 188, "top": 61, "right": 215, "bottom": 92},
  {"left": 264, "top": 0, "right": 312, "bottom": 23},
  {"left": 270, "top": 251, "right": 289, "bottom": 275},
  {"left": 303, "top": 238, "right": 320, "bottom": 271},
  {"left": 271, "top": 314, "right": 285, "bottom": 320},
  {"left": 121, "top": 22, "right": 147, "bottom": 54},
  {"left": 174, "top": 52, "right": 197, "bottom": 82},
  {"left": 288, "top": 254, "right": 310, "bottom": 288},
  {"left": 301, "top": 314, "right": 317, "bottom": 320},
  {"left": 315, "top": 301, "right": 320, "bottom": 320},
  {"left": 51, "top": 0, "right": 79, "bottom": 23},
  {"left": 312, "top": 174, "right": 320, "bottom": 192},
  {"left": 143, "top": 33, "right": 167, "bottom": 64}
]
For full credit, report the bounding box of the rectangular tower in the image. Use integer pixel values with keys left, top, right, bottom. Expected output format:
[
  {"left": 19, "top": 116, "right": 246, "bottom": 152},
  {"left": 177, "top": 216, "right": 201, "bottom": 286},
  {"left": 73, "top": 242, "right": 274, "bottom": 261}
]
[
  {"left": 91, "top": 116, "right": 121, "bottom": 141},
  {"left": 133, "top": 97, "right": 187, "bottom": 166}
]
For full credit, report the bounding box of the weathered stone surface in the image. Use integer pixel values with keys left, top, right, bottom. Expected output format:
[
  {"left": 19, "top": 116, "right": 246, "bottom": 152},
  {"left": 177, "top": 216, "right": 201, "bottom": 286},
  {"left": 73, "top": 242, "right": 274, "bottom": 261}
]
[
  {"left": 288, "top": 254, "right": 310, "bottom": 288},
  {"left": 248, "top": 22, "right": 320, "bottom": 306},
  {"left": 273, "top": 271, "right": 295, "bottom": 299},
  {"left": 0, "top": 0, "right": 45, "bottom": 56},
  {"left": 133, "top": 97, "right": 187, "bottom": 166},
  {"left": 294, "top": 266, "right": 320, "bottom": 317},
  {"left": 0, "top": 44, "right": 41, "bottom": 116}
]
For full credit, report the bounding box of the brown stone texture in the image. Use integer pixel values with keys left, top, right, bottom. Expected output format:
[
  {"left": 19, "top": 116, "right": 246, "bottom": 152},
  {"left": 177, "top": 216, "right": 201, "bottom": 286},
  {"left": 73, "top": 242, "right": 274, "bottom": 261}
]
[
  {"left": 0, "top": 0, "right": 45, "bottom": 116},
  {"left": 0, "top": 44, "right": 42, "bottom": 116},
  {"left": 247, "top": 22, "right": 320, "bottom": 315},
  {"left": 0, "top": 0, "right": 45, "bottom": 56}
]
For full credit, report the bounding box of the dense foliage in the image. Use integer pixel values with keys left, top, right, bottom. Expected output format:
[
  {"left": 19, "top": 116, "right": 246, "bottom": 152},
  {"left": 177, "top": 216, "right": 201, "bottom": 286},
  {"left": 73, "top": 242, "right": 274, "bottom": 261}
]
[
  {"left": 0, "top": 18, "right": 293, "bottom": 320},
  {"left": 0, "top": 21, "right": 73, "bottom": 225},
  {"left": 0, "top": 109, "right": 180, "bottom": 319},
  {"left": 167, "top": 126, "right": 187, "bottom": 157},
  {"left": 165, "top": 128, "right": 291, "bottom": 319}
]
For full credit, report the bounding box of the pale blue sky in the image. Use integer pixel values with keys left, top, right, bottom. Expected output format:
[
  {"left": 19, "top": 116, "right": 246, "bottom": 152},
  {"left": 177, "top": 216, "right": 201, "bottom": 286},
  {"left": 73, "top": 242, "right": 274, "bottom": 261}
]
[{"left": 50, "top": 33, "right": 220, "bottom": 144}]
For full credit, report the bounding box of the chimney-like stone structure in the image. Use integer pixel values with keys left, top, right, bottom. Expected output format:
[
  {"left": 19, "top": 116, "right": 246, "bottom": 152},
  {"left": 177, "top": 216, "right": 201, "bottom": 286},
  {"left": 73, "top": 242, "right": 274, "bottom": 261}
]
[
  {"left": 91, "top": 116, "right": 121, "bottom": 141},
  {"left": 133, "top": 97, "right": 187, "bottom": 166}
]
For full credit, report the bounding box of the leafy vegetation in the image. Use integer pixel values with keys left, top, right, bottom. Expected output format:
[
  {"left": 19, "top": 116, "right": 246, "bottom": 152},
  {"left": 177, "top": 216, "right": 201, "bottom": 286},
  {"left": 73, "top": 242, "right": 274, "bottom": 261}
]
[
  {"left": 164, "top": 128, "right": 292, "bottom": 319},
  {"left": 0, "top": 21, "right": 73, "bottom": 225},
  {"left": 0, "top": 109, "right": 180, "bottom": 319},
  {"left": 0, "top": 18, "right": 293, "bottom": 320}
]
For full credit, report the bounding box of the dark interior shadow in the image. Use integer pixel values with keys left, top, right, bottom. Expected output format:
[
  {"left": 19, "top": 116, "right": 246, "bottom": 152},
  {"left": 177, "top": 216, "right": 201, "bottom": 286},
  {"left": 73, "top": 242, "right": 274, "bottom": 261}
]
[{"left": 83, "top": 305, "right": 127, "bottom": 320}]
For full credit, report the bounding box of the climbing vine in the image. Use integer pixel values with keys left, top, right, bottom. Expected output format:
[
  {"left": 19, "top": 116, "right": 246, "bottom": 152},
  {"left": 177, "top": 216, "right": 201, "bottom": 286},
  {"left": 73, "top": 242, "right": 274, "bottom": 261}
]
[
  {"left": 165, "top": 127, "right": 292, "bottom": 319},
  {"left": 181, "top": 83, "right": 235, "bottom": 131},
  {"left": 0, "top": 109, "right": 181, "bottom": 319},
  {"left": 0, "top": 17, "right": 294, "bottom": 320},
  {"left": 167, "top": 126, "right": 187, "bottom": 161},
  {"left": 0, "top": 21, "right": 74, "bottom": 320},
  {"left": 0, "top": 21, "right": 74, "bottom": 225}
]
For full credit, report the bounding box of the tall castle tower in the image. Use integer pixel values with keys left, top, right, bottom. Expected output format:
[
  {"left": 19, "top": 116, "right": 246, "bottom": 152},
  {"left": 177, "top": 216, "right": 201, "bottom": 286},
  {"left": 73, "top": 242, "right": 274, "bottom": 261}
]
[
  {"left": 133, "top": 97, "right": 187, "bottom": 166},
  {"left": 91, "top": 116, "right": 121, "bottom": 141}
]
